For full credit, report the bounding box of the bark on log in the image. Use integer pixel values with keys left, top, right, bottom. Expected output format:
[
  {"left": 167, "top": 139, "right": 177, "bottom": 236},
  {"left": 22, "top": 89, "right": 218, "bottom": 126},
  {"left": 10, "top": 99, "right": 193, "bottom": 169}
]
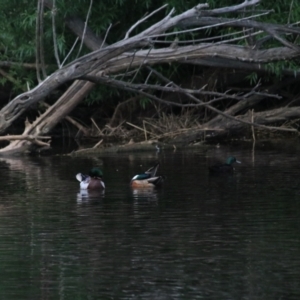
[
  {"left": 0, "top": 80, "right": 94, "bottom": 155},
  {"left": 70, "top": 140, "right": 174, "bottom": 156},
  {"left": 173, "top": 106, "right": 300, "bottom": 144},
  {"left": 85, "top": 45, "right": 300, "bottom": 76}
]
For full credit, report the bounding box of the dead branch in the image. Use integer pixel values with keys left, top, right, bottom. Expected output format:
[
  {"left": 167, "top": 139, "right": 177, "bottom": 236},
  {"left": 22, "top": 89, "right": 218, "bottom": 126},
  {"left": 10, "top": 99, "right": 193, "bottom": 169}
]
[
  {"left": 35, "top": 0, "right": 42, "bottom": 82},
  {"left": 203, "top": 0, "right": 260, "bottom": 14},
  {"left": 206, "top": 77, "right": 300, "bottom": 128},
  {"left": 110, "top": 95, "right": 142, "bottom": 126},
  {"left": 36, "top": 0, "right": 47, "bottom": 80},
  {"left": 124, "top": 4, "right": 168, "bottom": 39},
  {"left": 101, "top": 44, "right": 300, "bottom": 75},
  {"left": 51, "top": 0, "right": 61, "bottom": 67},
  {"left": 146, "top": 67, "right": 297, "bottom": 133},
  {"left": 2, "top": 0, "right": 300, "bottom": 155},
  {"left": 0, "top": 61, "right": 54, "bottom": 69},
  {"left": 0, "top": 135, "right": 51, "bottom": 148},
  {"left": 77, "top": 0, "right": 94, "bottom": 58},
  {"left": 84, "top": 70, "right": 296, "bottom": 135},
  {"left": 150, "top": 11, "right": 269, "bottom": 40},
  {"left": 64, "top": 116, "right": 90, "bottom": 136},
  {"left": 126, "top": 122, "right": 157, "bottom": 138},
  {"left": 180, "top": 17, "right": 300, "bottom": 43},
  {"left": 33, "top": 139, "right": 51, "bottom": 147},
  {"left": 83, "top": 74, "right": 281, "bottom": 103},
  {"left": 91, "top": 117, "right": 103, "bottom": 135},
  {"left": 0, "top": 135, "right": 51, "bottom": 141},
  {"left": 41, "top": 102, "right": 90, "bottom": 136},
  {"left": 93, "top": 139, "right": 103, "bottom": 148},
  {"left": 0, "top": 69, "right": 20, "bottom": 86},
  {"left": 0, "top": 1, "right": 269, "bottom": 134}
]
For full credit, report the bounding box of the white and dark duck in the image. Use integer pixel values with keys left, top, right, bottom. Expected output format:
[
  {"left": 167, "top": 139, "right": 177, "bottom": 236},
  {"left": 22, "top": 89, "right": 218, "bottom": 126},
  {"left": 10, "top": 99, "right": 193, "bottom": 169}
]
[{"left": 76, "top": 167, "right": 105, "bottom": 189}]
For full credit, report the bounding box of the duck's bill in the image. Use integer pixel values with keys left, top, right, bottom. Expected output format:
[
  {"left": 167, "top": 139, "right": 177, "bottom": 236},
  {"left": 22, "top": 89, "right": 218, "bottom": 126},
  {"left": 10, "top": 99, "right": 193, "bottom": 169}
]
[{"left": 236, "top": 160, "right": 241, "bottom": 164}]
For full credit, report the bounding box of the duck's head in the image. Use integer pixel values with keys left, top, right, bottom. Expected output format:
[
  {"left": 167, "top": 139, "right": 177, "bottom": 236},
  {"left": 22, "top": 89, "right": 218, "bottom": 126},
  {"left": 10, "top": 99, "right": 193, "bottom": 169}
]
[
  {"left": 226, "top": 156, "right": 241, "bottom": 165},
  {"left": 89, "top": 168, "right": 103, "bottom": 178}
]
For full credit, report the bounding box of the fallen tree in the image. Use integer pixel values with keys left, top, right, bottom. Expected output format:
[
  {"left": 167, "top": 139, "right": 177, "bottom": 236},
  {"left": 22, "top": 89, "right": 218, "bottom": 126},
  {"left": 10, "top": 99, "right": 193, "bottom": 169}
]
[{"left": 1, "top": 0, "right": 300, "bottom": 155}]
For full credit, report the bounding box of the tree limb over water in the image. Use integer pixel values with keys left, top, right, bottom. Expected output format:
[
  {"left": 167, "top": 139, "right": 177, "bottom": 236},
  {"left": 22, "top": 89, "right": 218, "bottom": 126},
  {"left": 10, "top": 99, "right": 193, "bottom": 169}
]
[{"left": 1, "top": 0, "right": 300, "bottom": 154}]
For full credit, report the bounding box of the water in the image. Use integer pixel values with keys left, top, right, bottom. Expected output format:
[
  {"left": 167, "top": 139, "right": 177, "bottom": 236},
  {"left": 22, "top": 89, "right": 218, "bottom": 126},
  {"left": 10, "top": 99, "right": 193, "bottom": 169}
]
[{"left": 0, "top": 145, "right": 300, "bottom": 299}]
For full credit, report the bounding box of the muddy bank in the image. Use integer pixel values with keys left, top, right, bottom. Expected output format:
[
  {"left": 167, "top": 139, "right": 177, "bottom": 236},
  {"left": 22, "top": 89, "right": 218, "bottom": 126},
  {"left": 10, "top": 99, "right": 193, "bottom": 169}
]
[
  {"left": 70, "top": 140, "right": 181, "bottom": 156},
  {"left": 68, "top": 136, "right": 300, "bottom": 157}
]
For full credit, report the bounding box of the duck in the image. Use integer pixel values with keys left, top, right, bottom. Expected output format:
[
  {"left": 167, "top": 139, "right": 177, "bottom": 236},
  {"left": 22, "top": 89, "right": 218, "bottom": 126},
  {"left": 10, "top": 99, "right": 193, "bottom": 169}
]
[
  {"left": 76, "top": 167, "right": 105, "bottom": 189},
  {"left": 209, "top": 156, "right": 241, "bottom": 174},
  {"left": 130, "top": 163, "right": 164, "bottom": 188}
]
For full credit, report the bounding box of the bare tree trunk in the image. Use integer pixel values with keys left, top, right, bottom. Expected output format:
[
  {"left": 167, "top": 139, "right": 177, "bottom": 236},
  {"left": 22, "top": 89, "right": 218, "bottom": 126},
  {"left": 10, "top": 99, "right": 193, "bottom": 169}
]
[{"left": 0, "top": 80, "right": 94, "bottom": 155}]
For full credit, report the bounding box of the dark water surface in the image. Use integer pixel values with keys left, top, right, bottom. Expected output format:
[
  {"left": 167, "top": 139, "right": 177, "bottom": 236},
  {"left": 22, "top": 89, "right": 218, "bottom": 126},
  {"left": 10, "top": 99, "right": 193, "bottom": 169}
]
[{"left": 0, "top": 145, "right": 300, "bottom": 299}]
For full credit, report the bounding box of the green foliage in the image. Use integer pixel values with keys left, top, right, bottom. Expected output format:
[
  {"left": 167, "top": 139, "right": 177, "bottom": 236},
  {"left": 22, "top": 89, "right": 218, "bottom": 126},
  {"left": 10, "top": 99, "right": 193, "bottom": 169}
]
[
  {"left": 265, "top": 60, "right": 300, "bottom": 79},
  {"left": 245, "top": 72, "right": 258, "bottom": 85},
  {"left": 83, "top": 83, "right": 124, "bottom": 106},
  {"left": 245, "top": 59, "right": 300, "bottom": 85},
  {"left": 0, "top": 76, "right": 7, "bottom": 87},
  {"left": 1, "top": 0, "right": 300, "bottom": 100},
  {"left": 139, "top": 97, "right": 151, "bottom": 109}
]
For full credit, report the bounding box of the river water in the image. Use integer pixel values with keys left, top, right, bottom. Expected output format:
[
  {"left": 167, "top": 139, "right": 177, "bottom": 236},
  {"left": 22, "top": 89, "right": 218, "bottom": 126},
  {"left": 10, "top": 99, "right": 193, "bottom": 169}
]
[{"left": 0, "top": 144, "right": 299, "bottom": 299}]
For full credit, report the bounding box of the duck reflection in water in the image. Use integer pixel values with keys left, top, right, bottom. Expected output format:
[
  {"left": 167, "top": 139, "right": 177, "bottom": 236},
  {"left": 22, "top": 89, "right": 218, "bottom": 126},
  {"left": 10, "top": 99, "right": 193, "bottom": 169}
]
[
  {"left": 131, "top": 186, "right": 158, "bottom": 201},
  {"left": 77, "top": 189, "right": 105, "bottom": 203}
]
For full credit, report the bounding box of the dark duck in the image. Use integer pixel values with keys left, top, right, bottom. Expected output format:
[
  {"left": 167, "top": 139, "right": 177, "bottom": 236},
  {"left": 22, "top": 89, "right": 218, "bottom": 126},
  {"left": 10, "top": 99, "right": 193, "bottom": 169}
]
[{"left": 209, "top": 156, "right": 241, "bottom": 174}]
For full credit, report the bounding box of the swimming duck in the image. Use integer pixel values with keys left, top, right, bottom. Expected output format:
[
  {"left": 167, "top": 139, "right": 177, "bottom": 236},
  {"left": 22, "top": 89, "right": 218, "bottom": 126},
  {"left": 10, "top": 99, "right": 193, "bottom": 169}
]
[
  {"left": 209, "top": 156, "right": 241, "bottom": 174},
  {"left": 76, "top": 167, "right": 105, "bottom": 189},
  {"left": 130, "top": 163, "right": 164, "bottom": 188}
]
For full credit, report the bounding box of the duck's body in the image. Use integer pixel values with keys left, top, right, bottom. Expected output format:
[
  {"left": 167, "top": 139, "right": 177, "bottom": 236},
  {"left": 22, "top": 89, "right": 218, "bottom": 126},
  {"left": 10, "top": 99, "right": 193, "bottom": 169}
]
[
  {"left": 209, "top": 156, "right": 241, "bottom": 174},
  {"left": 130, "top": 163, "right": 164, "bottom": 188},
  {"left": 131, "top": 176, "right": 164, "bottom": 188},
  {"left": 76, "top": 168, "right": 105, "bottom": 190}
]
